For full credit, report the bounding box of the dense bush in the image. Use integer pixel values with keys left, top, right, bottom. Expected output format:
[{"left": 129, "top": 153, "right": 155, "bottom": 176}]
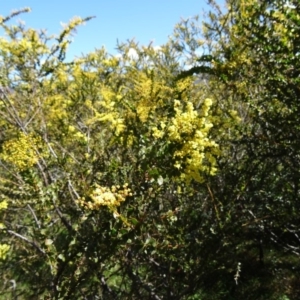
[{"left": 1, "top": 1, "right": 299, "bottom": 299}]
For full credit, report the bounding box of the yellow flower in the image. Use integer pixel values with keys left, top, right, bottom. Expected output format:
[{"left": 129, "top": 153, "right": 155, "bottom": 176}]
[
  {"left": 164, "top": 98, "right": 219, "bottom": 182},
  {"left": 79, "top": 184, "right": 131, "bottom": 211},
  {"left": 152, "top": 127, "right": 164, "bottom": 139},
  {"left": 0, "top": 201, "right": 8, "bottom": 210},
  {"left": 0, "top": 244, "right": 10, "bottom": 260},
  {"left": 0, "top": 132, "right": 44, "bottom": 171}
]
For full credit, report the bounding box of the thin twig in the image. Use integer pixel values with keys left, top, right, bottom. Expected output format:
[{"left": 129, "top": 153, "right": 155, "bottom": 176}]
[
  {"left": 27, "top": 204, "right": 41, "bottom": 229},
  {"left": 8, "top": 230, "right": 45, "bottom": 255}
]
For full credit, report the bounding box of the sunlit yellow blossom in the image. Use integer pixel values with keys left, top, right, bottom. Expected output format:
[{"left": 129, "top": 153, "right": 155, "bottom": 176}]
[
  {"left": 78, "top": 184, "right": 131, "bottom": 211},
  {"left": 0, "top": 201, "right": 8, "bottom": 210},
  {"left": 166, "top": 99, "right": 219, "bottom": 182},
  {"left": 1, "top": 132, "right": 44, "bottom": 171},
  {"left": 152, "top": 127, "right": 164, "bottom": 139},
  {"left": 0, "top": 244, "right": 10, "bottom": 260}
]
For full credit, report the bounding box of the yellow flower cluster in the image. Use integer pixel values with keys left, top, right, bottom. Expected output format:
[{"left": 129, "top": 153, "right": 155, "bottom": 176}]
[
  {"left": 132, "top": 72, "right": 173, "bottom": 123},
  {"left": 152, "top": 99, "right": 219, "bottom": 182},
  {"left": 1, "top": 132, "right": 43, "bottom": 171},
  {"left": 0, "top": 200, "right": 8, "bottom": 211},
  {"left": 0, "top": 244, "right": 10, "bottom": 260},
  {"left": 0, "top": 200, "right": 9, "bottom": 260},
  {"left": 134, "top": 76, "right": 155, "bottom": 123},
  {"left": 60, "top": 16, "right": 86, "bottom": 39},
  {"left": 0, "top": 200, "right": 8, "bottom": 230},
  {"left": 152, "top": 122, "right": 166, "bottom": 139},
  {"left": 78, "top": 184, "right": 132, "bottom": 210},
  {"left": 0, "top": 23, "right": 50, "bottom": 65},
  {"left": 84, "top": 87, "right": 125, "bottom": 136}
]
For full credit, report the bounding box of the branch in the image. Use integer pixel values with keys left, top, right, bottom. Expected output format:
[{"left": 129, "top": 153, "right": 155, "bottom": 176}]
[
  {"left": 27, "top": 204, "right": 41, "bottom": 229},
  {"left": 7, "top": 230, "right": 46, "bottom": 255}
]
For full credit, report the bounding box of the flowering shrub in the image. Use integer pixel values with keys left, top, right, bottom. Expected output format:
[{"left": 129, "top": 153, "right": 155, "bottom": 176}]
[{"left": 0, "top": 7, "right": 241, "bottom": 299}]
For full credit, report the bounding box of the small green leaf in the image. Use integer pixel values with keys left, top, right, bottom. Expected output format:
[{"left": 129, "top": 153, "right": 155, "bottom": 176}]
[{"left": 130, "top": 218, "right": 139, "bottom": 225}]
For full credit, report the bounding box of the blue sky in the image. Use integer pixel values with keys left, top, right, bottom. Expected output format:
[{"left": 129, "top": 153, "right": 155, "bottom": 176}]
[{"left": 1, "top": 1, "right": 222, "bottom": 60}]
